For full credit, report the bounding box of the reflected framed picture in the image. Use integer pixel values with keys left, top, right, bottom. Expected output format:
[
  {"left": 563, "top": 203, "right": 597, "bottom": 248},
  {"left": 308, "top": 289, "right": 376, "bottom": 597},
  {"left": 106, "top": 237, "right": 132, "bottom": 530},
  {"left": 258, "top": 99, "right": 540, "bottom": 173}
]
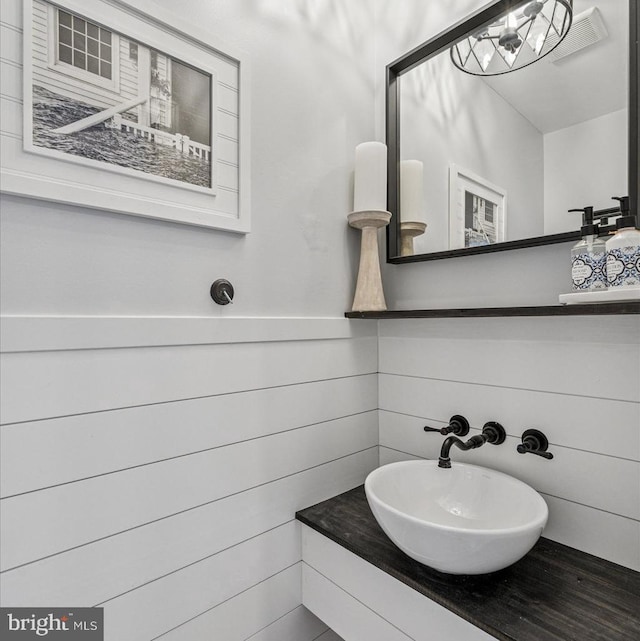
[
  {"left": 448, "top": 165, "right": 506, "bottom": 249},
  {"left": 3, "top": 0, "right": 250, "bottom": 232}
]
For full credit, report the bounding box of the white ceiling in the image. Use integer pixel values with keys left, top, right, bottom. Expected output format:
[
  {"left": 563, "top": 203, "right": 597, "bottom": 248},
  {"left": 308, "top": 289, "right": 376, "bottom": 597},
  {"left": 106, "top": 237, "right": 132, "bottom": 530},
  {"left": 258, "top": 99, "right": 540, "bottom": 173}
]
[{"left": 481, "top": 0, "right": 628, "bottom": 133}]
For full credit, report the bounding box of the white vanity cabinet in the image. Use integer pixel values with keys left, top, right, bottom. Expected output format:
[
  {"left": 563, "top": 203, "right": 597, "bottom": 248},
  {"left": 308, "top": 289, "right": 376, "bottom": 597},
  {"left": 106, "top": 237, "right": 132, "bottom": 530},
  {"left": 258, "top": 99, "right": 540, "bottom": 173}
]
[{"left": 301, "top": 525, "right": 494, "bottom": 641}]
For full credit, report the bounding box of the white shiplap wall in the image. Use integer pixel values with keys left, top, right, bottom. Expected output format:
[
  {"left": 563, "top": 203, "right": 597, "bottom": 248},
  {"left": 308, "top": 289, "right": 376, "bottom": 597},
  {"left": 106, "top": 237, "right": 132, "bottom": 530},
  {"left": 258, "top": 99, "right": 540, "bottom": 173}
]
[
  {"left": 0, "top": 316, "right": 372, "bottom": 640},
  {"left": 378, "top": 316, "right": 640, "bottom": 571}
]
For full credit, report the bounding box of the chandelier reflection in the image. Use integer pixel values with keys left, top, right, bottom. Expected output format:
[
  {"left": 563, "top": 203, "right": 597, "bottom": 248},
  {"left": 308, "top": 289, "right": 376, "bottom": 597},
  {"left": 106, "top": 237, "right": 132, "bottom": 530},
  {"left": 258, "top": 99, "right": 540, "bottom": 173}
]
[{"left": 451, "top": 0, "right": 573, "bottom": 76}]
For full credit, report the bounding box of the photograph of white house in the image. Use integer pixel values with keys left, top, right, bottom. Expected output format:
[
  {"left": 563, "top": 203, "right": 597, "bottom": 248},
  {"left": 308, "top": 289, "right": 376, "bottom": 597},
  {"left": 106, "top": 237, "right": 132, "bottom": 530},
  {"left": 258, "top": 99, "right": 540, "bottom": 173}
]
[
  {"left": 464, "top": 191, "right": 499, "bottom": 247},
  {"left": 29, "top": 0, "right": 213, "bottom": 188}
]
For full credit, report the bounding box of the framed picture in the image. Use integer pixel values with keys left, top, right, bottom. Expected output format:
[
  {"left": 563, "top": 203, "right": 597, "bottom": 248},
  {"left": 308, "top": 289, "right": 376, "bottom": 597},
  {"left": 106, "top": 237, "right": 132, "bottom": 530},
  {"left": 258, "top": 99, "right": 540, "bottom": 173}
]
[
  {"left": 2, "top": 0, "right": 250, "bottom": 232},
  {"left": 448, "top": 165, "right": 506, "bottom": 249}
]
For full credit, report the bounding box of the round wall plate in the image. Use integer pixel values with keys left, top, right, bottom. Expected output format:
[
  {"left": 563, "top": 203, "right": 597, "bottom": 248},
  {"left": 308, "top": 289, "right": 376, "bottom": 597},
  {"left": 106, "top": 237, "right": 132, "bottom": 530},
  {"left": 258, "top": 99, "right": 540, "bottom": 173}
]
[{"left": 210, "top": 279, "right": 234, "bottom": 305}]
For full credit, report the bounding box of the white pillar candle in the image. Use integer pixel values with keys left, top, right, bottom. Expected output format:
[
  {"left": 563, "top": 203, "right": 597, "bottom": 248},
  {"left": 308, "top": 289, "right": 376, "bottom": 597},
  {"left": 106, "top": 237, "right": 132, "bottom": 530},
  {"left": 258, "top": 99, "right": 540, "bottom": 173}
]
[
  {"left": 400, "top": 159, "right": 424, "bottom": 222},
  {"left": 353, "top": 141, "right": 387, "bottom": 212}
]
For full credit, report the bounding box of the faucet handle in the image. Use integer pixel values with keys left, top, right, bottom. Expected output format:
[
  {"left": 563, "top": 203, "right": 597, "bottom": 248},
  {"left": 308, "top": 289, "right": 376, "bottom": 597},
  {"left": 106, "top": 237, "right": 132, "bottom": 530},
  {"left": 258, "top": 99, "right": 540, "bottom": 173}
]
[
  {"left": 517, "top": 429, "right": 554, "bottom": 459},
  {"left": 424, "top": 414, "right": 470, "bottom": 437},
  {"left": 481, "top": 421, "right": 506, "bottom": 445}
]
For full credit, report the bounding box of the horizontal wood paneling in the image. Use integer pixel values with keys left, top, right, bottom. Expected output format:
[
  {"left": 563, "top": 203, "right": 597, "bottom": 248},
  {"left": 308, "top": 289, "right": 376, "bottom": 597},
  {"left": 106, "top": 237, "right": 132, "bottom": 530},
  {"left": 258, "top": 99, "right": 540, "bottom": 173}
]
[
  {"left": 379, "top": 373, "right": 640, "bottom": 460},
  {"left": 0, "top": 317, "right": 377, "bottom": 640},
  {"left": 0, "top": 316, "right": 376, "bottom": 353},
  {"left": 378, "top": 316, "right": 640, "bottom": 343},
  {"left": 156, "top": 575, "right": 343, "bottom": 641},
  {"left": 147, "top": 564, "right": 302, "bottom": 641},
  {"left": 542, "top": 494, "right": 640, "bottom": 571},
  {"left": 376, "top": 316, "right": 640, "bottom": 571},
  {"left": 314, "top": 629, "right": 345, "bottom": 641},
  {"left": 379, "top": 447, "right": 421, "bottom": 466},
  {"left": 379, "top": 411, "right": 639, "bottom": 519},
  {"left": 100, "top": 522, "right": 300, "bottom": 641},
  {"left": 246, "top": 605, "right": 329, "bottom": 641},
  {"left": 2, "top": 449, "right": 377, "bottom": 606},
  {"left": 1, "top": 335, "right": 376, "bottom": 423},
  {"left": 1, "top": 411, "right": 377, "bottom": 570},
  {"left": 380, "top": 335, "right": 639, "bottom": 401},
  {"left": 1, "top": 374, "right": 377, "bottom": 496},
  {"left": 379, "top": 317, "right": 640, "bottom": 402}
]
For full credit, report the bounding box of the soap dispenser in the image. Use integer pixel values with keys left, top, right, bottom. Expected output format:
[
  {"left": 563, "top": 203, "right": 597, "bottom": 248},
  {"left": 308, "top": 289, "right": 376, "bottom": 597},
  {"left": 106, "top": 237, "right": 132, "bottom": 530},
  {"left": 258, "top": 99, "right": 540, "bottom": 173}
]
[
  {"left": 569, "top": 206, "right": 607, "bottom": 291},
  {"left": 605, "top": 196, "right": 640, "bottom": 289}
]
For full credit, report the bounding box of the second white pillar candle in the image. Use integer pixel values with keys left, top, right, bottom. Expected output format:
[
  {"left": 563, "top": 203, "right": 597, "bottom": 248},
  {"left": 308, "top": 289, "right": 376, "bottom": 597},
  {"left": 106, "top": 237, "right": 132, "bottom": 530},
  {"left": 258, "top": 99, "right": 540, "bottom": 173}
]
[{"left": 400, "top": 159, "right": 424, "bottom": 223}]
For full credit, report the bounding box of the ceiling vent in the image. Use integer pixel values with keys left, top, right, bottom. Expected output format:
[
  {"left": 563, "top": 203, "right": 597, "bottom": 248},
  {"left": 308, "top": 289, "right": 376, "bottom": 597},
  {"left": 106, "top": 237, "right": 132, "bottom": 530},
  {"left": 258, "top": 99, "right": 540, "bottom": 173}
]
[{"left": 547, "top": 7, "right": 608, "bottom": 63}]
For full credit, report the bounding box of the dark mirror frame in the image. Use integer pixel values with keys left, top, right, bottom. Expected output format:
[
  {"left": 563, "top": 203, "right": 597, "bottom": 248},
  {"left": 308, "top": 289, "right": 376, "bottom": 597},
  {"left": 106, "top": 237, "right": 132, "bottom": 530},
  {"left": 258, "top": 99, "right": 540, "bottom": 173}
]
[{"left": 386, "top": 0, "right": 639, "bottom": 263}]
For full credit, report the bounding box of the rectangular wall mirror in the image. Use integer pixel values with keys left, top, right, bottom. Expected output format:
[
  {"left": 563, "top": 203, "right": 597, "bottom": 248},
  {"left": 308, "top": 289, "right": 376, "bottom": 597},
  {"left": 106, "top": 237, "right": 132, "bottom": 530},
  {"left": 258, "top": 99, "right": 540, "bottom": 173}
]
[{"left": 386, "top": 0, "right": 639, "bottom": 262}]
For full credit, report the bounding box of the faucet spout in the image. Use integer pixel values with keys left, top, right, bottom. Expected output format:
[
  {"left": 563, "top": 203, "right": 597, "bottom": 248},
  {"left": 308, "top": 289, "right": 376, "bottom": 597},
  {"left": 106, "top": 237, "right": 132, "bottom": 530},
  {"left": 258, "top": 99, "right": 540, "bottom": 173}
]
[
  {"left": 438, "top": 435, "right": 487, "bottom": 468},
  {"left": 438, "top": 421, "right": 506, "bottom": 468}
]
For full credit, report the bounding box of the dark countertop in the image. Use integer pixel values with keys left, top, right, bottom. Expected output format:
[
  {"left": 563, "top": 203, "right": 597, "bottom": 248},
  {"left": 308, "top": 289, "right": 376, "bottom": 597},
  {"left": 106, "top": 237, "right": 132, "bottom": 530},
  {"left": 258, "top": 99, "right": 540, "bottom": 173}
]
[{"left": 296, "top": 486, "right": 640, "bottom": 641}]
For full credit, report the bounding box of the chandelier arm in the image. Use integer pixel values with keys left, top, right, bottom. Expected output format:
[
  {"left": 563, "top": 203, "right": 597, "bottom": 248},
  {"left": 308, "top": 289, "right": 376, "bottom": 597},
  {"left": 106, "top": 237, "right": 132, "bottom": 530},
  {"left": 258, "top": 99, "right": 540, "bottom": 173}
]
[
  {"left": 478, "top": 15, "right": 534, "bottom": 40},
  {"left": 516, "top": 16, "right": 536, "bottom": 31}
]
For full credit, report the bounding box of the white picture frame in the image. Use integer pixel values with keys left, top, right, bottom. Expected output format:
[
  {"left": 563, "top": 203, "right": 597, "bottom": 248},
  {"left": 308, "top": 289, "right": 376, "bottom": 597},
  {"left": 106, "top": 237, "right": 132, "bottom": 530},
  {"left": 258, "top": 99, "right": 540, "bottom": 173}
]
[
  {"left": 2, "top": 0, "right": 251, "bottom": 233},
  {"left": 448, "top": 164, "right": 507, "bottom": 250}
]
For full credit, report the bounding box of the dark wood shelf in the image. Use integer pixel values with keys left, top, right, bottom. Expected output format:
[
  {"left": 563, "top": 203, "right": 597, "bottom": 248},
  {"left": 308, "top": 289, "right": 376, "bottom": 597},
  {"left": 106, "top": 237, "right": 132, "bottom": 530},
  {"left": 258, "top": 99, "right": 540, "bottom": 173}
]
[
  {"left": 346, "top": 301, "right": 640, "bottom": 319},
  {"left": 297, "top": 486, "right": 640, "bottom": 641}
]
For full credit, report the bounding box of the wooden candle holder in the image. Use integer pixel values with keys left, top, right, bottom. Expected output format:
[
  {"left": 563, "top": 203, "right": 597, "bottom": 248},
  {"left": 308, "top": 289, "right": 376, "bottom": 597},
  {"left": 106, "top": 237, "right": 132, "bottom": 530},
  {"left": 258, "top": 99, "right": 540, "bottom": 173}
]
[
  {"left": 348, "top": 210, "right": 391, "bottom": 311},
  {"left": 400, "top": 221, "right": 427, "bottom": 256}
]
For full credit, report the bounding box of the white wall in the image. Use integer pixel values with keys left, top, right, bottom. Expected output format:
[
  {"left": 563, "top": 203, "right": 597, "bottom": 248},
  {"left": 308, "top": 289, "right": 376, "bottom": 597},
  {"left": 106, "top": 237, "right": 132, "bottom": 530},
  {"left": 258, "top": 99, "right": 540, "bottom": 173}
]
[
  {"left": 1, "top": 0, "right": 377, "bottom": 317},
  {"left": 373, "top": 0, "right": 489, "bottom": 141},
  {"left": 1, "top": 1, "right": 376, "bottom": 639},
  {"left": 544, "top": 108, "right": 629, "bottom": 234},
  {"left": 0, "top": 318, "right": 376, "bottom": 640}
]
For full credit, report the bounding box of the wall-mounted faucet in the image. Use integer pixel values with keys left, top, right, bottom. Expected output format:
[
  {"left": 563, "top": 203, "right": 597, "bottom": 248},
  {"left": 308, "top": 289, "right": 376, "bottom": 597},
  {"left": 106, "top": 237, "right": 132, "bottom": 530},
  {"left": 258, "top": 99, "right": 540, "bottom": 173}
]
[
  {"left": 423, "top": 415, "right": 470, "bottom": 437},
  {"left": 438, "top": 421, "right": 506, "bottom": 469},
  {"left": 517, "top": 429, "right": 554, "bottom": 460}
]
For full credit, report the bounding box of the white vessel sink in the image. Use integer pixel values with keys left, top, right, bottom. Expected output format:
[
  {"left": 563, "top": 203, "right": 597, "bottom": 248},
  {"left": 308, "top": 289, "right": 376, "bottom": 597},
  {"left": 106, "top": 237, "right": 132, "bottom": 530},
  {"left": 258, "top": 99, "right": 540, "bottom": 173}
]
[{"left": 365, "top": 460, "right": 548, "bottom": 575}]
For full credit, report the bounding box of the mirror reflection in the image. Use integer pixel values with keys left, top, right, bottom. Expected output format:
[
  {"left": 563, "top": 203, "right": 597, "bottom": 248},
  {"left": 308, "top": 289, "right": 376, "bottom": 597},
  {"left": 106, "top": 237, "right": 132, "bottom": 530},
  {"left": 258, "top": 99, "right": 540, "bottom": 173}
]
[{"left": 396, "top": 0, "right": 628, "bottom": 257}]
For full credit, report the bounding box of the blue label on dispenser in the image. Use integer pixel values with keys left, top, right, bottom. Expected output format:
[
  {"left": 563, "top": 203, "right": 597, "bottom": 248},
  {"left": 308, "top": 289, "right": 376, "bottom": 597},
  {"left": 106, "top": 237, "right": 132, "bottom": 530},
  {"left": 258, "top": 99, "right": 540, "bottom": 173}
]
[
  {"left": 606, "top": 246, "right": 640, "bottom": 287},
  {"left": 572, "top": 251, "right": 606, "bottom": 290}
]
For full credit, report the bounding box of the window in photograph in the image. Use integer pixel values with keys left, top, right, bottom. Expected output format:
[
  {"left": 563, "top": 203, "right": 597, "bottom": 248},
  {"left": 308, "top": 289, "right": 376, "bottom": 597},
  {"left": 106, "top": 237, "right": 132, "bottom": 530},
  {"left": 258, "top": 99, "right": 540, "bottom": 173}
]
[{"left": 57, "top": 9, "right": 113, "bottom": 79}]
